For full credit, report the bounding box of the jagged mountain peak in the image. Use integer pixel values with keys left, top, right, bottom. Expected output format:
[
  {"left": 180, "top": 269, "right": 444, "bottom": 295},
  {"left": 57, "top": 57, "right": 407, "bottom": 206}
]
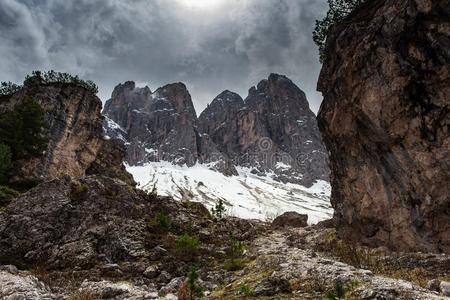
[
  {"left": 211, "top": 90, "right": 244, "bottom": 107},
  {"left": 111, "top": 81, "right": 136, "bottom": 98},
  {"left": 104, "top": 76, "right": 329, "bottom": 187},
  {"left": 111, "top": 81, "right": 153, "bottom": 99},
  {"left": 198, "top": 90, "right": 243, "bottom": 122},
  {"left": 154, "top": 82, "right": 196, "bottom": 117},
  {"left": 245, "top": 73, "right": 310, "bottom": 112}
]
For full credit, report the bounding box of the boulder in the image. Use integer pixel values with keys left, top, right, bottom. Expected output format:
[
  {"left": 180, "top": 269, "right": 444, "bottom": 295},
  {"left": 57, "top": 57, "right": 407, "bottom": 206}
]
[
  {"left": 0, "top": 176, "right": 150, "bottom": 269},
  {"left": 0, "top": 270, "right": 56, "bottom": 300},
  {"left": 272, "top": 211, "right": 308, "bottom": 228},
  {"left": 426, "top": 279, "right": 441, "bottom": 293},
  {"left": 252, "top": 276, "right": 292, "bottom": 296},
  {"left": 441, "top": 281, "right": 450, "bottom": 297}
]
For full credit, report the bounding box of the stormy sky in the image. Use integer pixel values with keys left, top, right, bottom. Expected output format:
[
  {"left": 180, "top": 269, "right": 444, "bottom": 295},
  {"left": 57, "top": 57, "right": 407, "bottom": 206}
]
[{"left": 0, "top": 0, "right": 328, "bottom": 114}]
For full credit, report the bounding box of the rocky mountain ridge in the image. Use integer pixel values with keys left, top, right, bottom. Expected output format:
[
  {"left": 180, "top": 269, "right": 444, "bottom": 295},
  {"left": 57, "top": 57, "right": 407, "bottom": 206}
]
[
  {"left": 103, "top": 80, "right": 235, "bottom": 176},
  {"left": 200, "top": 73, "right": 329, "bottom": 186},
  {"left": 103, "top": 73, "right": 329, "bottom": 188}
]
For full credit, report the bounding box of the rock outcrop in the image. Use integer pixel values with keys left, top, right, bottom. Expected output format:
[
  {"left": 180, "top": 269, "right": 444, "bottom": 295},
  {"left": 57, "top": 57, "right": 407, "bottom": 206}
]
[
  {"left": 0, "top": 175, "right": 259, "bottom": 269},
  {"left": 0, "top": 80, "right": 130, "bottom": 184},
  {"left": 0, "top": 176, "right": 156, "bottom": 269},
  {"left": 317, "top": 0, "right": 450, "bottom": 253},
  {"left": 86, "top": 139, "right": 135, "bottom": 186},
  {"left": 200, "top": 74, "right": 329, "bottom": 186}
]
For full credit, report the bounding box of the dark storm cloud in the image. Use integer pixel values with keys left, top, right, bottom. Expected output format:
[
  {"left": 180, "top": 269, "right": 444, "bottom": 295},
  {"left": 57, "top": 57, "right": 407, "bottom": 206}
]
[{"left": 0, "top": 0, "right": 327, "bottom": 113}]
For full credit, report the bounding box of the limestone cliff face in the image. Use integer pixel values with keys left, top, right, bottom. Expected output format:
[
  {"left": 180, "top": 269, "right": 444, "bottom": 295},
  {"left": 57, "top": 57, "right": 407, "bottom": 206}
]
[
  {"left": 0, "top": 80, "right": 132, "bottom": 184},
  {"left": 200, "top": 74, "right": 329, "bottom": 187},
  {"left": 103, "top": 81, "right": 199, "bottom": 165},
  {"left": 198, "top": 90, "right": 244, "bottom": 156},
  {"left": 317, "top": 0, "right": 450, "bottom": 253},
  {"left": 104, "top": 75, "right": 329, "bottom": 185},
  {"left": 103, "top": 81, "right": 234, "bottom": 174}
]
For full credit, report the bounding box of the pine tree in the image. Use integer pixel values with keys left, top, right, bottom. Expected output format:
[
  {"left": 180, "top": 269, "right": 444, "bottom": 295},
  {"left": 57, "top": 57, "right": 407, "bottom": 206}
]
[
  {"left": 0, "top": 97, "right": 48, "bottom": 160},
  {"left": 0, "top": 144, "right": 12, "bottom": 184},
  {"left": 313, "top": 0, "right": 365, "bottom": 62},
  {"left": 211, "top": 199, "right": 226, "bottom": 219}
]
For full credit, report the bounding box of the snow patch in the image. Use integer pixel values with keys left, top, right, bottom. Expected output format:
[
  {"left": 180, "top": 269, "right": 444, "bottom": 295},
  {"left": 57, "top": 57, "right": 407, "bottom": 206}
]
[
  {"left": 103, "top": 117, "right": 127, "bottom": 142},
  {"left": 126, "top": 162, "right": 332, "bottom": 224},
  {"left": 275, "top": 162, "right": 291, "bottom": 170}
]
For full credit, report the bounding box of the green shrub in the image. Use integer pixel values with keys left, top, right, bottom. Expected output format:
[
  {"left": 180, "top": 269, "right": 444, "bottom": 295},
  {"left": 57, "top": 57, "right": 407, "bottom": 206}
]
[
  {"left": 224, "top": 234, "right": 245, "bottom": 271},
  {"left": 237, "top": 284, "right": 251, "bottom": 296},
  {"left": 186, "top": 268, "right": 204, "bottom": 299},
  {"left": 211, "top": 199, "right": 226, "bottom": 219},
  {"left": 313, "top": 0, "right": 365, "bottom": 62},
  {"left": 176, "top": 233, "right": 200, "bottom": 259},
  {"left": 0, "top": 144, "right": 12, "bottom": 184},
  {"left": 0, "top": 97, "right": 48, "bottom": 160},
  {"left": 1, "top": 71, "right": 98, "bottom": 97},
  {"left": 227, "top": 234, "right": 244, "bottom": 259},
  {"left": 0, "top": 185, "right": 19, "bottom": 209},
  {"left": 223, "top": 258, "right": 245, "bottom": 272},
  {"left": 325, "top": 282, "right": 346, "bottom": 300},
  {"left": 70, "top": 183, "right": 89, "bottom": 201},
  {"left": 149, "top": 211, "right": 171, "bottom": 231}
]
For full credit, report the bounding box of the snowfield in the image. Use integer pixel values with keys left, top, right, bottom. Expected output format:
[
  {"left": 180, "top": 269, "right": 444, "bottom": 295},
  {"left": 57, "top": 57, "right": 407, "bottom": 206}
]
[{"left": 127, "top": 162, "right": 332, "bottom": 224}]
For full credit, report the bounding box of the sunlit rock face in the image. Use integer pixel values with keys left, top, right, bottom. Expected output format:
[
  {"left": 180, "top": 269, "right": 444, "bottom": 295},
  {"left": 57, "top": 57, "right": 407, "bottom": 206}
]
[
  {"left": 317, "top": 0, "right": 450, "bottom": 253},
  {"left": 0, "top": 80, "right": 131, "bottom": 185}
]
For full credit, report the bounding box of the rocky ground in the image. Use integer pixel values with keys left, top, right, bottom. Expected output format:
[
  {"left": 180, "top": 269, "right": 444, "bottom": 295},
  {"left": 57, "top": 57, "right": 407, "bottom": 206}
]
[
  {"left": 1, "top": 182, "right": 449, "bottom": 300},
  {"left": 208, "top": 226, "right": 450, "bottom": 299}
]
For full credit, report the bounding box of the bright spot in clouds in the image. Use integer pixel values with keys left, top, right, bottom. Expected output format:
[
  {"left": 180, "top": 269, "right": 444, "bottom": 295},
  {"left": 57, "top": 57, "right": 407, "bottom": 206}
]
[{"left": 177, "top": 0, "right": 227, "bottom": 10}]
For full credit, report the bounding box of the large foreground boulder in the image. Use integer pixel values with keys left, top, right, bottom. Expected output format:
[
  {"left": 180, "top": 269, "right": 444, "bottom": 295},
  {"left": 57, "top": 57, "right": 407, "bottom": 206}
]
[
  {"left": 0, "top": 176, "right": 151, "bottom": 269},
  {"left": 0, "top": 175, "right": 259, "bottom": 273},
  {"left": 317, "top": 0, "right": 449, "bottom": 253}
]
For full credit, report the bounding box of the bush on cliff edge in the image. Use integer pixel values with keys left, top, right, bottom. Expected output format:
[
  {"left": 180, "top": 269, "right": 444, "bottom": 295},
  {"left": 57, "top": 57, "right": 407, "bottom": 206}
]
[{"left": 313, "top": 0, "right": 365, "bottom": 62}]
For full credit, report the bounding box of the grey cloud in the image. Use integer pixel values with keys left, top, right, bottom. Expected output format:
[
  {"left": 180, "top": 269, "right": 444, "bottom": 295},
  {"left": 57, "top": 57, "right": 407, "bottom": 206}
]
[{"left": 0, "top": 0, "right": 327, "bottom": 113}]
